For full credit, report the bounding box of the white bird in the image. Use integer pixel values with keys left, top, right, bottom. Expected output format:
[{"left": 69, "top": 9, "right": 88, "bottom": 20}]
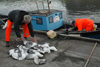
[
  {"left": 26, "top": 50, "right": 43, "bottom": 60},
  {"left": 49, "top": 46, "right": 58, "bottom": 51},
  {"left": 43, "top": 47, "right": 51, "bottom": 53},
  {"left": 41, "top": 43, "right": 50, "bottom": 48},
  {"left": 37, "top": 49, "right": 45, "bottom": 54},
  {"left": 34, "top": 59, "right": 46, "bottom": 65},
  {"left": 31, "top": 42, "right": 37, "bottom": 47},
  {"left": 33, "top": 56, "right": 39, "bottom": 64},
  {"left": 23, "top": 40, "right": 28, "bottom": 45},
  {"left": 33, "top": 57, "right": 46, "bottom": 65},
  {"left": 18, "top": 45, "right": 28, "bottom": 60},
  {"left": 33, "top": 50, "right": 44, "bottom": 58},
  {"left": 9, "top": 45, "right": 28, "bottom": 60},
  {"left": 26, "top": 53, "right": 38, "bottom": 60},
  {"left": 38, "top": 59, "right": 46, "bottom": 64},
  {"left": 23, "top": 41, "right": 37, "bottom": 48},
  {"left": 9, "top": 48, "right": 20, "bottom": 60},
  {"left": 9, "top": 49, "right": 15, "bottom": 56},
  {"left": 11, "top": 51, "right": 19, "bottom": 60}
]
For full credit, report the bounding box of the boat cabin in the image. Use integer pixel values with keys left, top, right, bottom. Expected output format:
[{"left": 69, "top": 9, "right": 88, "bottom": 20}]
[{"left": 29, "top": 9, "right": 63, "bottom": 30}]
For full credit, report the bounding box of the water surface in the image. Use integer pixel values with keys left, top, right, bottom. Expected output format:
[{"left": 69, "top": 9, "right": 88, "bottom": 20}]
[{"left": 0, "top": 0, "right": 100, "bottom": 22}]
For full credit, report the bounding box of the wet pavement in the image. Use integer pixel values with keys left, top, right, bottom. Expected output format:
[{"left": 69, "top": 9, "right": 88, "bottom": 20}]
[{"left": 0, "top": 28, "right": 100, "bottom": 67}]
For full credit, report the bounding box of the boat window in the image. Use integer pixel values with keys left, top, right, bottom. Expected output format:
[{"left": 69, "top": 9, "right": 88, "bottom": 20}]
[
  {"left": 55, "top": 14, "right": 57, "bottom": 16},
  {"left": 36, "top": 18, "right": 42, "bottom": 24},
  {"left": 60, "top": 13, "right": 63, "bottom": 19},
  {"left": 49, "top": 16, "right": 53, "bottom": 23}
]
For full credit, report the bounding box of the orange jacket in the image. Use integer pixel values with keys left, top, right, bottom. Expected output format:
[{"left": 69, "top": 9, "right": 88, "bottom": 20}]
[{"left": 75, "top": 18, "right": 94, "bottom": 31}]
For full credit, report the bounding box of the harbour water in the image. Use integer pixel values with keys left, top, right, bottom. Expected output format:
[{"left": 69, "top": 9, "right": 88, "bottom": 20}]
[{"left": 0, "top": 0, "right": 100, "bottom": 22}]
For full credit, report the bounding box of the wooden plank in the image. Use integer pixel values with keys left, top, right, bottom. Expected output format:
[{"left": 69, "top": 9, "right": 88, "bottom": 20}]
[
  {"left": 34, "top": 30, "right": 47, "bottom": 34},
  {"left": 68, "top": 34, "right": 80, "bottom": 37}
]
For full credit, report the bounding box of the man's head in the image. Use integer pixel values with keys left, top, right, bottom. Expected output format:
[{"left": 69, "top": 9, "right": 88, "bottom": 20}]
[
  {"left": 72, "top": 20, "right": 75, "bottom": 27},
  {"left": 23, "top": 15, "right": 32, "bottom": 24},
  {"left": 72, "top": 19, "right": 80, "bottom": 27}
]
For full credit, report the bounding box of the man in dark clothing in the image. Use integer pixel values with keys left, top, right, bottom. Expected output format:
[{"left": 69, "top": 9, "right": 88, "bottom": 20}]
[{"left": 5, "top": 10, "right": 37, "bottom": 47}]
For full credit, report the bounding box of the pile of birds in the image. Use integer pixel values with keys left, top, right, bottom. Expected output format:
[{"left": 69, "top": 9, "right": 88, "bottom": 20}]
[{"left": 9, "top": 40, "right": 57, "bottom": 65}]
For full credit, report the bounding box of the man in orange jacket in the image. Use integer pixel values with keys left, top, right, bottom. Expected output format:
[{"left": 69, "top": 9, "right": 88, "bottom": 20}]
[
  {"left": 5, "top": 10, "right": 37, "bottom": 47},
  {"left": 72, "top": 18, "right": 94, "bottom": 31}
]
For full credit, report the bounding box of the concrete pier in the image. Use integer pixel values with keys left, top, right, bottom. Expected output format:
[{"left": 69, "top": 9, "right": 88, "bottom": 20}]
[{"left": 0, "top": 29, "right": 100, "bottom": 67}]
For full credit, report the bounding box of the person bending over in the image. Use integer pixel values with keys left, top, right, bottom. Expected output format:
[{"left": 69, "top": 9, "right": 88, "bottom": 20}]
[
  {"left": 5, "top": 10, "right": 37, "bottom": 47},
  {"left": 72, "top": 18, "right": 94, "bottom": 31}
]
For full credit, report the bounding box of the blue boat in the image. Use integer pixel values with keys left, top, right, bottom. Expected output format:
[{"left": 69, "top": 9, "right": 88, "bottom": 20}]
[
  {"left": 29, "top": 9, "right": 64, "bottom": 30},
  {"left": 28, "top": 0, "right": 64, "bottom": 31}
]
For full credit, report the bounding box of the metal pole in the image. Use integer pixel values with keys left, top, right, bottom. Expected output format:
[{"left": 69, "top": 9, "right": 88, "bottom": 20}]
[
  {"left": 35, "top": 2, "right": 39, "bottom": 13},
  {"left": 47, "top": 0, "right": 50, "bottom": 12},
  {"left": 84, "top": 42, "right": 98, "bottom": 67},
  {"left": 41, "top": 0, "right": 45, "bottom": 10}
]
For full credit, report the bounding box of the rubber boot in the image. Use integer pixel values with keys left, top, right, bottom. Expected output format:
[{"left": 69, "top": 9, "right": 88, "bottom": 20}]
[{"left": 6, "top": 41, "right": 10, "bottom": 47}]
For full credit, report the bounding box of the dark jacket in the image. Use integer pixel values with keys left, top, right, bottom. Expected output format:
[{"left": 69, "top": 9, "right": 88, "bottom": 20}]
[{"left": 8, "top": 10, "right": 34, "bottom": 37}]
